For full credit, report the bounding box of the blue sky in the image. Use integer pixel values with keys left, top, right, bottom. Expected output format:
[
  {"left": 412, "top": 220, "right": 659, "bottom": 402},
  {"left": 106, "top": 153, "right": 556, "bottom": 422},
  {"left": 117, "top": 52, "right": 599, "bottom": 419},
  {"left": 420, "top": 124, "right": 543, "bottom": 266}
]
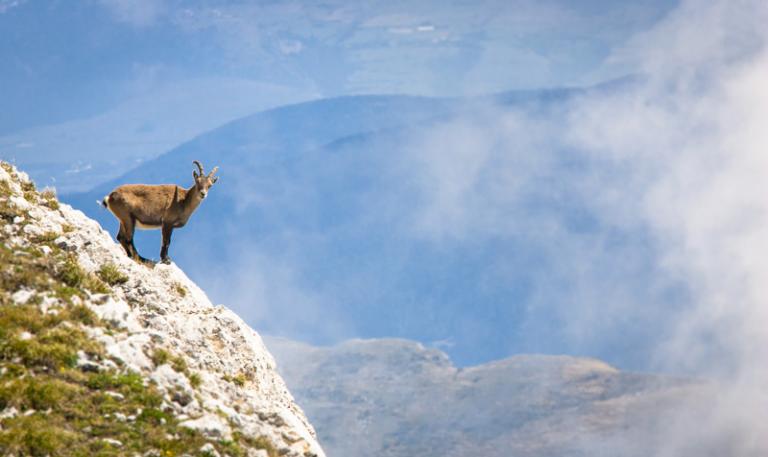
[
  {"left": 5, "top": 0, "right": 768, "bottom": 382},
  {"left": 0, "top": 0, "right": 675, "bottom": 134},
  {"left": 0, "top": 0, "right": 677, "bottom": 195}
]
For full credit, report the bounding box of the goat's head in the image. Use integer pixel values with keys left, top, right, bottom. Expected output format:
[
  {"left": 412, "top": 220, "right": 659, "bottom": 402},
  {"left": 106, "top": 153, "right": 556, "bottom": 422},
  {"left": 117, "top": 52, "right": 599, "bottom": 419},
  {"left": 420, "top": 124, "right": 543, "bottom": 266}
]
[{"left": 192, "top": 160, "right": 219, "bottom": 199}]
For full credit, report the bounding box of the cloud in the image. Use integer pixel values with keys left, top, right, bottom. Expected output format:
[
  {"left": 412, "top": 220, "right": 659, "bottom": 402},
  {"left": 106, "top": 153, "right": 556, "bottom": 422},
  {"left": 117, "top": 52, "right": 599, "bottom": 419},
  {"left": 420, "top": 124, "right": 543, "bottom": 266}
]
[
  {"left": 0, "top": 0, "right": 25, "bottom": 14},
  {"left": 99, "top": 0, "right": 167, "bottom": 27},
  {"left": 385, "top": 0, "right": 768, "bottom": 451},
  {"left": 205, "top": 244, "right": 354, "bottom": 345}
]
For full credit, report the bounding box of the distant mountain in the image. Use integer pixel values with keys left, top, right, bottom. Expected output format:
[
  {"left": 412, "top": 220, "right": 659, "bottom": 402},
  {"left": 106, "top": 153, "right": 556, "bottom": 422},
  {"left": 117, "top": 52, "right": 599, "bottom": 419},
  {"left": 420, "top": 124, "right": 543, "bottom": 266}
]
[
  {"left": 0, "top": 78, "right": 318, "bottom": 193},
  {"left": 265, "top": 336, "right": 735, "bottom": 457},
  {"left": 63, "top": 83, "right": 672, "bottom": 369}
]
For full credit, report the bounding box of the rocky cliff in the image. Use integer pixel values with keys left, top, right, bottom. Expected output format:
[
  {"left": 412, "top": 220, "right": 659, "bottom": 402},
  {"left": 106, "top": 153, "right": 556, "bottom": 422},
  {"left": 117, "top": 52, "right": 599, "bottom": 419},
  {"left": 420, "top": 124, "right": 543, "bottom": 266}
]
[{"left": 0, "top": 161, "right": 325, "bottom": 457}]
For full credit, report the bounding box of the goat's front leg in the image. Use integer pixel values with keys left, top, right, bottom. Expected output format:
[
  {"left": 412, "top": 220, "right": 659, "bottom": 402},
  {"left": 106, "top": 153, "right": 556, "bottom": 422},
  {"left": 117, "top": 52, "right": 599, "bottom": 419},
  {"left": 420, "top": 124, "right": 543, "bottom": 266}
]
[{"left": 160, "top": 224, "right": 174, "bottom": 264}]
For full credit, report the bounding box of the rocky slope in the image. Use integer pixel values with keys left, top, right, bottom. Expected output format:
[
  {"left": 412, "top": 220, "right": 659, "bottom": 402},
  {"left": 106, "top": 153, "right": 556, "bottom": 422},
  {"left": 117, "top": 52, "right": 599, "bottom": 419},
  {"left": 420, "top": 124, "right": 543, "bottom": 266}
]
[
  {"left": 0, "top": 161, "right": 324, "bottom": 457},
  {"left": 266, "top": 337, "right": 726, "bottom": 457}
]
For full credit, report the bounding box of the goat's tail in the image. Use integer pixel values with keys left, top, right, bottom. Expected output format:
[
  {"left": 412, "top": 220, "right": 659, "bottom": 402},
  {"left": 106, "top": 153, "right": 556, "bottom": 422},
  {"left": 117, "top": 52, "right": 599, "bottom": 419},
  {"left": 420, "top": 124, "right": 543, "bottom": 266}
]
[{"left": 98, "top": 195, "right": 110, "bottom": 209}]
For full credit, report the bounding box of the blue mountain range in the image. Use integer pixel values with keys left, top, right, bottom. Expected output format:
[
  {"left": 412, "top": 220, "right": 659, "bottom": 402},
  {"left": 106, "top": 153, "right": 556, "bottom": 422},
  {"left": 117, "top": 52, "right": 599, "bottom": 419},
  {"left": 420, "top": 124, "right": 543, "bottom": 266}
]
[{"left": 64, "top": 82, "right": 679, "bottom": 368}]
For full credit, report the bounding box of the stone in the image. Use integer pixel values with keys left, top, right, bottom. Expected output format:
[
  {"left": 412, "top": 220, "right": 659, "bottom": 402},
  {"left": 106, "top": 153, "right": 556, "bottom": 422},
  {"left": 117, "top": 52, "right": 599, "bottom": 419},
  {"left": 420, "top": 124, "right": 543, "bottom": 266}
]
[
  {"left": 180, "top": 414, "right": 231, "bottom": 439},
  {"left": 11, "top": 289, "right": 34, "bottom": 305},
  {"left": 200, "top": 443, "right": 220, "bottom": 457}
]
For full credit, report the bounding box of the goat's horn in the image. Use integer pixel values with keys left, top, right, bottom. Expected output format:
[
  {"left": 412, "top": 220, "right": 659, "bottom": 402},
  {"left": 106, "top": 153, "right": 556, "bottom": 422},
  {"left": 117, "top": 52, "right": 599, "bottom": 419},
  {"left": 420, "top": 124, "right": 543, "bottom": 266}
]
[
  {"left": 208, "top": 166, "right": 219, "bottom": 178},
  {"left": 192, "top": 160, "right": 205, "bottom": 175}
]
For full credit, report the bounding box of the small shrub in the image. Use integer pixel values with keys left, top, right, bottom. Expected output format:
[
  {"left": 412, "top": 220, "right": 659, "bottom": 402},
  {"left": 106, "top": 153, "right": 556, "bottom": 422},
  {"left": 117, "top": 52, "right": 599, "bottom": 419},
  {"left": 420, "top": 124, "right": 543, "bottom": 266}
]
[
  {"left": 57, "top": 255, "right": 110, "bottom": 294},
  {"left": 97, "top": 263, "right": 128, "bottom": 286},
  {"left": 20, "top": 180, "right": 36, "bottom": 193},
  {"left": 188, "top": 372, "right": 201, "bottom": 389},
  {"left": 171, "top": 356, "right": 187, "bottom": 373},
  {"left": 33, "top": 231, "right": 59, "bottom": 243},
  {"left": 241, "top": 435, "right": 278, "bottom": 457},
  {"left": 40, "top": 188, "right": 59, "bottom": 210},
  {"left": 65, "top": 304, "right": 98, "bottom": 326},
  {"left": 57, "top": 256, "right": 84, "bottom": 288},
  {"left": 222, "top": 373, "right": 248, "bottom": 387},
  {"left": 151, "top": 349, "right": 170, "bottom": 367},
  {"left": 8, "top": 335, "right": 79, "bottom": 369},
  {"left": 86, "top": 371, "right": 145, "bottom": 393},
  {"left": 172, "top": 282, "right": 187, "bottom": 297},
  {"left": 83, "top": 275, "right": 110, "bottom": 294},
  {"left": 137, "top": 407, "right": 170, "bottom": 425},
  {"left": 0, "top": 415, "right": 77, "bottom": 457}
]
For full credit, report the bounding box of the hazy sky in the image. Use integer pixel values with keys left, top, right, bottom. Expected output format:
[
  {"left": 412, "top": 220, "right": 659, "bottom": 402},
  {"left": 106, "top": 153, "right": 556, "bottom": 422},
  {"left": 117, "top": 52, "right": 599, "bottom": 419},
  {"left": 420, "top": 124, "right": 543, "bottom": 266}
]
[{"left": 0, "top": 0, "right": 675, "bottom": 135}]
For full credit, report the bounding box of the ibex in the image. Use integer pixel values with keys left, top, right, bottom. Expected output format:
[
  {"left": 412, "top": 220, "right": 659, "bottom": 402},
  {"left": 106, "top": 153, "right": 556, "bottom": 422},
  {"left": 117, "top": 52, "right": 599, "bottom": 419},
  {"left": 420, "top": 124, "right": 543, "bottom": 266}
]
[{"left": 100, "top": 160, "right": 219, "bottom": 264}]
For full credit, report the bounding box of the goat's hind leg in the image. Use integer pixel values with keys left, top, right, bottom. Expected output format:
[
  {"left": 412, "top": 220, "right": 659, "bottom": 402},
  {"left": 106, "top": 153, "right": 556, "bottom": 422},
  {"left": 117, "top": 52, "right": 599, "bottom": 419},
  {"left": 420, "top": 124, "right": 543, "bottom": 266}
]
[
  {"left": 116, "top": 224, "right": 134, "bottom": 258},
  {"left": 119, "top": 219, "right": 147, "bottom": 263}
]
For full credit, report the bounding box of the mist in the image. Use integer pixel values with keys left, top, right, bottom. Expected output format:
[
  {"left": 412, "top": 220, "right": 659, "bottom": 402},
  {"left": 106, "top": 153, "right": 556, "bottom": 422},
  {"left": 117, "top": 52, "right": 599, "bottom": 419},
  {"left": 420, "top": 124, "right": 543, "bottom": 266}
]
[
  {"left": 196, "top": 0, "right": 768, "bottom": 452},
  {"left": 399, "top": 0, "right": 768, "bottom": 452}
]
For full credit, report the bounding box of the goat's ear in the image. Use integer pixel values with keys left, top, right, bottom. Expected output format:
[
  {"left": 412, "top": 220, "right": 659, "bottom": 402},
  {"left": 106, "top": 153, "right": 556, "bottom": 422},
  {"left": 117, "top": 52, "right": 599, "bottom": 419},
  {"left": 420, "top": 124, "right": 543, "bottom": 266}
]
[
  {"left": 193, "top": 171, "right": 199, "bottom": 179},
  {"left": 212, "top": 176, "right": 219, "bottom": 184}
]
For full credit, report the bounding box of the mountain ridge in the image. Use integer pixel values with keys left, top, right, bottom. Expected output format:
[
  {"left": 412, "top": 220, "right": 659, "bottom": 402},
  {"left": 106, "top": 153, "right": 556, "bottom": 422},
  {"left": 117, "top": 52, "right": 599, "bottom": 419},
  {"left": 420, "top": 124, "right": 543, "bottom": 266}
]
[{"left": 265, "top": 335, "right": 719, "bottom": 457}]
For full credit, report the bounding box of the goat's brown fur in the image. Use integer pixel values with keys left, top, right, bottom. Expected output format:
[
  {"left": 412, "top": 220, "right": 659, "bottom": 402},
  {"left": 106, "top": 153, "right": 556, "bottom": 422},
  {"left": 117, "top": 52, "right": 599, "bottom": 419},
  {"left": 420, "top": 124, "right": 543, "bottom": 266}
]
[{"left": 102, "top": 161, "right": 218, "bottom": 264}]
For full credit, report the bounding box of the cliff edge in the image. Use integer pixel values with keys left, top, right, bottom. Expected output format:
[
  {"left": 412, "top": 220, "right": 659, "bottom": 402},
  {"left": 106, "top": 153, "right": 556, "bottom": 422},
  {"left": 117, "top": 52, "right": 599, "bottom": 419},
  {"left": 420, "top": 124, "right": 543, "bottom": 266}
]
[{"left": 0, "top": 161, "right": 325, "bottom": 457}]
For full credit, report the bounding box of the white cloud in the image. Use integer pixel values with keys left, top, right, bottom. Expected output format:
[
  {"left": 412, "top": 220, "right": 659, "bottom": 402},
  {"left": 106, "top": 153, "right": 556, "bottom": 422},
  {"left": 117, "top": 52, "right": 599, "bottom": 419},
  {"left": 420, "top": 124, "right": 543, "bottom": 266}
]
[
  {"left": 388, "top": 0, "right": 768, "bottom": 451},
  {"left": 0, "top": 0, "right": 26, "bottom": 14},
  {"left": 99, "top": 0, "right": 167, "bottom": 27},
  {"left": 279, "top": 40, "right": 304, "bottom": 55}
]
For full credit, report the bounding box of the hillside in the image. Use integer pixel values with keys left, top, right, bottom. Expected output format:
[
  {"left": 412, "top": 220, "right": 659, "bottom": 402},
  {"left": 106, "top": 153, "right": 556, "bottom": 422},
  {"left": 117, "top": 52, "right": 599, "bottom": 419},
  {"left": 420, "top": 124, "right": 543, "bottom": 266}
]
[
  {"left": 0, "top": 162, "right": 324, "bottom": 457},
  {"left": 266, "top": 337, "right": 723, "bottom": 457}
]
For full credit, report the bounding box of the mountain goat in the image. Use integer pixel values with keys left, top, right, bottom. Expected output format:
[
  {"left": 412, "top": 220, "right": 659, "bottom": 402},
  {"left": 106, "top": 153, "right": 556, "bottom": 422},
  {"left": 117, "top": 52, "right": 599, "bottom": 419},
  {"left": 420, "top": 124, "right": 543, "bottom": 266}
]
[{"left": 101, "top": 160, "right": 219, "bottom": 264}]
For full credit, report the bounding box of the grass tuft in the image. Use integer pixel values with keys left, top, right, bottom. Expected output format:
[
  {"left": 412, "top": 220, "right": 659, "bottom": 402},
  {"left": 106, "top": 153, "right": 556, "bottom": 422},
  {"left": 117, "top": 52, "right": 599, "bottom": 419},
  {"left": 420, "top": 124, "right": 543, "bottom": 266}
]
[
  {"left": 56, "top": 255, "right": 110, "bottom": 294},
  {"left": 188, "top": 372, "right": 202, "bottom": 389},
  {"left": 151, "top": 349, "right": 170, "bottom": 367},
  {"left": 40, "top": 187, "right": 60, "bottom": 210},
  {"left": 97, "top": 263, "right": 128, "bottom": 286},
  {"left": 172, "top": 282, "right": 187, "bottom": 298}
]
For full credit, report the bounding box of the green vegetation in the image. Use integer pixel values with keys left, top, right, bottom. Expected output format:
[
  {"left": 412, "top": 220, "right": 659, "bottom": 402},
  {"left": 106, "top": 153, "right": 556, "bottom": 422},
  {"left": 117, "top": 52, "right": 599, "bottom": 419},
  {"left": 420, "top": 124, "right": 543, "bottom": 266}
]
[
  {"left": 56, "top": 254, "right": 111, "bottom": 294},
  {"left": 188, "top": 372, "right": 202, "bottom": 389},
  {"left": 240, "top": 434, "right": 280, "bottom": 457},
  {"left": 172, "top": 282, "right": 187, "bottom": 297},
  {"left": 151, "top": 348, "right": 170, "bottom": 367},
  {"left": 40, "top": 187, "right": 60, "bottom": 210},
  {"left": 97, "top": 263, "right": 129, "bottom": 286},
  {"left": 171, "top": 356, "right": 187, "bottom": 374},
  {"left": 151, "top": 348, "right": 187, "bottom": 373},
  {"left": 222, "top": 372, "right": 251, "bottom": 387},
  {"left": 32, "top": 231, "right": 60, "bottom": 243},
  {"left": 0, "top": 163, "right": 281, "bottom": 457}
]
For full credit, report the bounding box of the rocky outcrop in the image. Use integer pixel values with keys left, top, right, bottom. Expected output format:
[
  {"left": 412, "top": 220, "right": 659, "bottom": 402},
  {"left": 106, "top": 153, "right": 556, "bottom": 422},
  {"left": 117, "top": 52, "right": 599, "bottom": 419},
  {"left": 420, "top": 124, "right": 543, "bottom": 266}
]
[
  {"left": 0, "top": 162, "right": 324, "bottom": 457},
  {"left": 267, "top": 336, "right": 723, "bottom": 457}
]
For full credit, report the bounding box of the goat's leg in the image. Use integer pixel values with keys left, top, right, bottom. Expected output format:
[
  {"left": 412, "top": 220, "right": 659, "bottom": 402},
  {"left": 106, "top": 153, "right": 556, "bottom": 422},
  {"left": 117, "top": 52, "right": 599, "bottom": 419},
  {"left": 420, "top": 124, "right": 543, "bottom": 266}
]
[
  {"left": 124, "top": 217, "right": 144, "bottom": 262},
  {"left": 117, "top": 223, "right": 134, "bottom": 258},
  {"left": 160, "top": 224, "right": 173, "bottom": 264}
]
